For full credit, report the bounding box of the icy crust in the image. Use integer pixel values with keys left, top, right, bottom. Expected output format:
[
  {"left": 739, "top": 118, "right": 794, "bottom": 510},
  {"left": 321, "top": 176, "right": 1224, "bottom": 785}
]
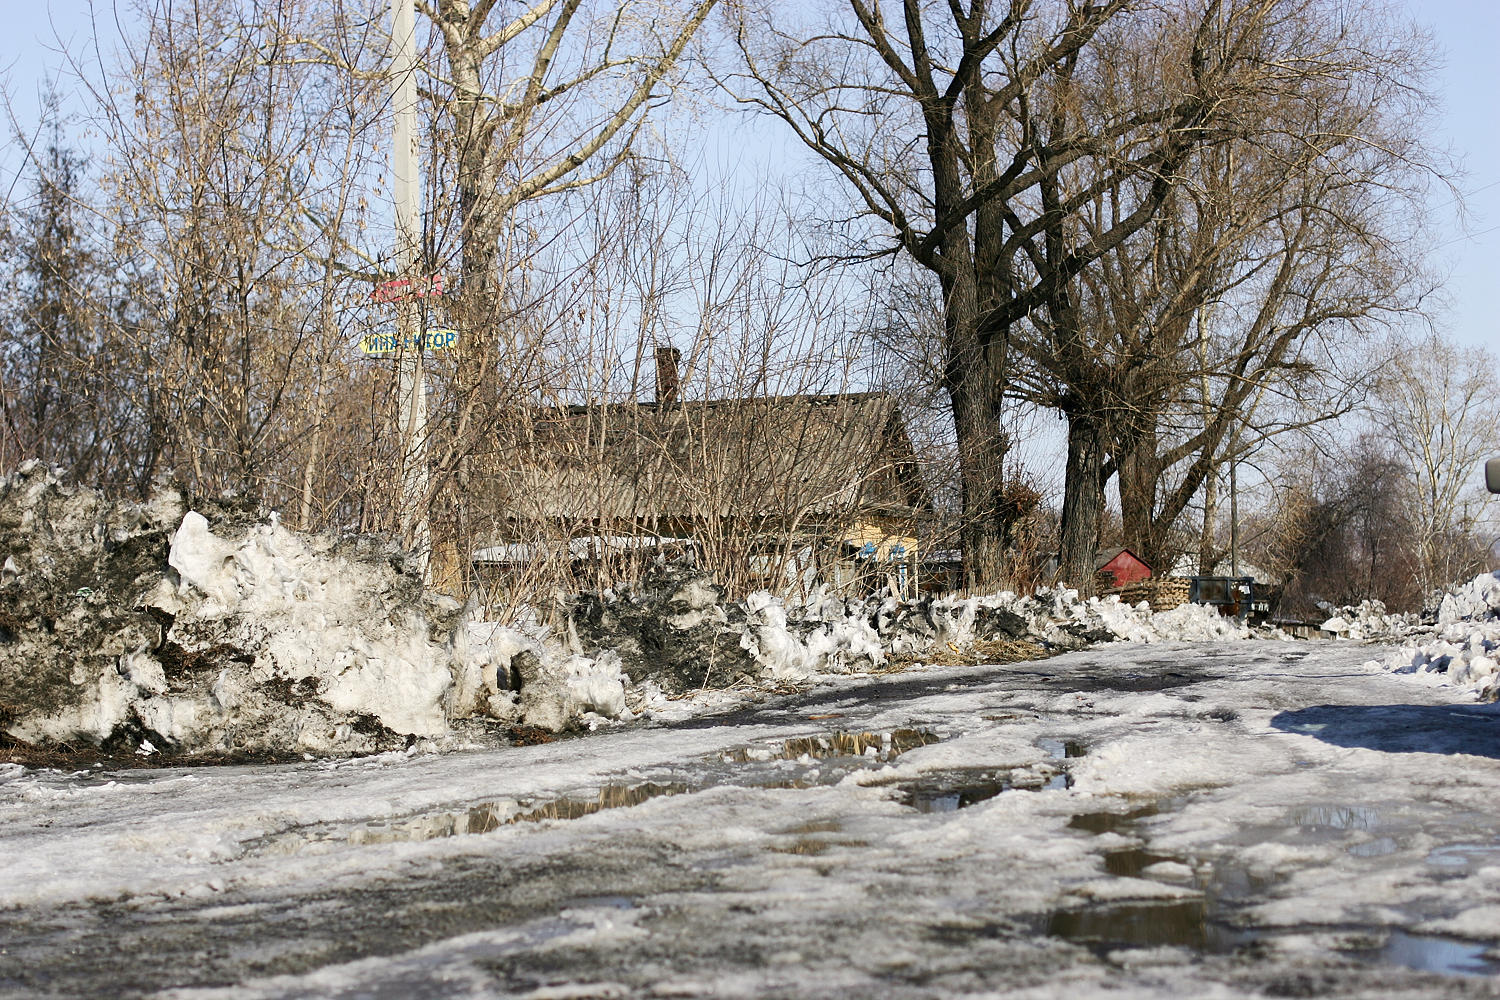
[{"left": 1360, "top": 572, "right": 1500, "bottom": 701}]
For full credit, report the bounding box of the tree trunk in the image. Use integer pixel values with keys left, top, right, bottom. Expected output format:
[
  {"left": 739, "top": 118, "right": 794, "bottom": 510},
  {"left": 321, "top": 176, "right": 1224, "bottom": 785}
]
[
  {"left": 1058, "top": 409, "right": 1106, "bottom": 598},
  {"left": 941, "top": 267, "right": 1010, "bottom": 591},
  {"left": 1199, "top": 466, "right": 1219, "bottom": 576},
  {"left": 1117, "top": 424, "right": 1166, "bottom": 571}
]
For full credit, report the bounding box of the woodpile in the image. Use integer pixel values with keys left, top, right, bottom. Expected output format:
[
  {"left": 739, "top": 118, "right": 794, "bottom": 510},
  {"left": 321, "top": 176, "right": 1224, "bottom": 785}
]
[{"left": 1106, "top": 576, "right": 1193, "bottom": 612}]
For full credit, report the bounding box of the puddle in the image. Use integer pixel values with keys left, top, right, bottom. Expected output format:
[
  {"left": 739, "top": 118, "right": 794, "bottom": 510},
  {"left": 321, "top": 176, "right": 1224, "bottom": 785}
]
[
  {"left": 901, "top": 773, "right": 1009, "bottom": 812},
  {"left": 1370, "top": 930, "right": 1500, "bottom": 976},
  {"left": 256, "top": 780, "right": 692, "bottom": 852},
  {"left": 1286, "top": 805, "right": 1381, "bottom": 832},
  {"left": 1068, "top": 801, "right": 1162, "bottom": 834},
  {"left": 719, "top": 729, "right": 938, "bottom": 764},
  {"left": 1060, "top": 795, "right": 1500, "bottom": 978},
  {"left": 1038, "top": 738, "right": 1088, "bottom": 760},
  {"left": 1047, "top": 899, "right": 1215, "bottom": 951},
  {"left": 890, "top": 761, "right": 1071, "bottom": 812},
  {"left": 1426, "top": 842, "right": 1500, "bottom": 869},
  {"left": 1103, "top": 847, "right": 1182, "bottom": 878}
]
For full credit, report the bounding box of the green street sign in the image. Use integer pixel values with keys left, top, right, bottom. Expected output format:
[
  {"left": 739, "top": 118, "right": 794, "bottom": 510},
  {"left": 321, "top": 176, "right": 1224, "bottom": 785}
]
[{"left": 358, "top": 328, "right": 460, "bottom": 355}]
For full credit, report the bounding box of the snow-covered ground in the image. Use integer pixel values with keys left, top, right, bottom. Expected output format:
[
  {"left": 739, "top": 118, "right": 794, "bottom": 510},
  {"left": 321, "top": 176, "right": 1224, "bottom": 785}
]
[{"left": 3, "top": 637, "right": 1500, "bottom": 998}]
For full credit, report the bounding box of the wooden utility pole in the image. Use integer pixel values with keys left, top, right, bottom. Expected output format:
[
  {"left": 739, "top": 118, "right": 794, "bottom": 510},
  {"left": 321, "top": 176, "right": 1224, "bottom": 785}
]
[{"left": 391, "top": 0, "right": 429, "bottom": 574}]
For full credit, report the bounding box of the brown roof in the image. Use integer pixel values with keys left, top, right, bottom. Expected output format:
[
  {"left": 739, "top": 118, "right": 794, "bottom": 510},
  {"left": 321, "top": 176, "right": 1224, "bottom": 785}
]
[{"left": 481, "top": 392, "right": 930, "bottom": 528}]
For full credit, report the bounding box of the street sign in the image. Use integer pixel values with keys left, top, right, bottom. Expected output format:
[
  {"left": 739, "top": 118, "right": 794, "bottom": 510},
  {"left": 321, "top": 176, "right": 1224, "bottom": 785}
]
[
  {"left": 358, "top": 328, "right": 460, "bottom": 355},
  {"left": 369, "top": 273, "right": 446, "bottom": 303}
]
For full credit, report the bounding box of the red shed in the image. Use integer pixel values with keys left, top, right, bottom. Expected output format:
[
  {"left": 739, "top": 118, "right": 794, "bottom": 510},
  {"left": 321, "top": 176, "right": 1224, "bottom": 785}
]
[{"left": 1094, "top": 547, "right": 1152, "bottom": 589}]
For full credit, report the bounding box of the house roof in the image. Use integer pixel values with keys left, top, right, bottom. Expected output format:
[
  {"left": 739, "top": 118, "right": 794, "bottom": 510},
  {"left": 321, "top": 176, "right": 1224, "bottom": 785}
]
[{"left": 480, "top": 392, "right": 931, "bottom": 526}]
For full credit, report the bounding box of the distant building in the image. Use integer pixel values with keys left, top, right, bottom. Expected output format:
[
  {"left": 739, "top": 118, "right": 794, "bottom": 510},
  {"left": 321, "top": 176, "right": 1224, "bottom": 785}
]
[{"left": 469, "top": 351, "right": 931, "bottom": 598}]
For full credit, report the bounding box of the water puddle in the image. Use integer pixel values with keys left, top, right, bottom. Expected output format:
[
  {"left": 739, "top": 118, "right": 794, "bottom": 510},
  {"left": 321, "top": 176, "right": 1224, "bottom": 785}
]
[
  {"left": 1047, "top": 899, "right": 1216, "bottom": 951},
  {"left": 339, "top": 781, "right": 692, "bottom": 846},
  {"left": 1369, "top": 930, "right": 1500, "bottom": 976},
  {"left": 1068, "top": 801, "right": 1163, "bottom": 834},
  {"left": 1286, "top": 805, "right": 1382, "bottom": 831},
  {"left": 1059, "top": 795, "right": 1500, "bottom": 978},
  {"left": 718, "top": 729, "right": 938, "bottom": 764},
  {"left": 1426, "top": 842, "right": 1500, "bottom": 869},
  {"left": 1038, "top": 738, "right": 1089, "bottom": 760},
  {"left": 1102, "top": 847, "right": 1182, "bottom": 878},
  {"left": 256, "top": 729, "right": 942, "bottom": 855},
  {"left": 898, "top": 770, "right": 1012, "bottom": 812}
]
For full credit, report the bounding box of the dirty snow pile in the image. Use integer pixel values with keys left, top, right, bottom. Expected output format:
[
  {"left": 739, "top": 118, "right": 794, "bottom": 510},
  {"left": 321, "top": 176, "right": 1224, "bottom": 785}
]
[
  {"left": 1361, "top": 572, "right": 1500, "bottom": 700},
  {"left": 1317, "top": 599, "right": 1421, "bottom": 642},
  {"left": 871, "top": 585, "right": 1255, "bottom": 654},
  {"left": 1, "top": 465, "right": 1268, "bottom": 759},
  {"left": 553, "top": 573, "right": 1257, "bottom": 714},
  {"left": 0, "top": 463, "right": 480, "bottom": 757}
]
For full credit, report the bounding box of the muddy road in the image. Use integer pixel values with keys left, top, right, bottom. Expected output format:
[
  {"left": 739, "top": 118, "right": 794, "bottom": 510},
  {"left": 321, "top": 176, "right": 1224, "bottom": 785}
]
[{"left": 3, "top": 640, "right": 1500, "bottom": 998}]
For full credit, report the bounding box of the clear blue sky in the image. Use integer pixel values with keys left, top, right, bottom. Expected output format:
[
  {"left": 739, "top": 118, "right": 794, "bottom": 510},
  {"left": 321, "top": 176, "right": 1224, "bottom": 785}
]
[{"left": 2, "top": 1, "right": 1496, "bottom": 361}]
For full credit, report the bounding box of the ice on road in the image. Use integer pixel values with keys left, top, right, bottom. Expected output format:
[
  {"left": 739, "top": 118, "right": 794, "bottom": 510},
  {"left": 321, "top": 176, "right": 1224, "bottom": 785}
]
[{"left": 3, "top": 639, "right": 1500, "bottom": 998}]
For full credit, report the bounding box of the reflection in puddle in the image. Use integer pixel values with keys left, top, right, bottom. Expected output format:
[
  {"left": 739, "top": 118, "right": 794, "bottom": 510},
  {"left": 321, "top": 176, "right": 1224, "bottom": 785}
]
[
  {"left": 1048, "top": 900, "right": 1211, "bottom": 950},
  {"left": 507, "top": 782, "right": 690, "bottom": 826},
  {"left": 720, "top": 729, "right": 938, "bottom": 764},
  {"left": 1103, "top": 848, "right": 1182, "bottom": 878},
  {"left": 1347, "top": 836, "right": 1401, "bottom": 858},
  {"left": 1286, "top": 805, "right": 1381, "bottom": 831},
  {"left": 1426, "top": 842, "right": 1500, "bottom": 869},
  {"left": 1068, "top": 801, "right": 1162, "bottom": 834},
  {"left": 272, "top": 781, "right": 692, "bottom": 850},
  {"left": 767, "top": 837, "right": 870, "bottom": 856},
  {"left": 892, "top": 763, "right": 1071, "bottom": 812},
  {"left": 1373, "top": 930, "right": 1500, "bottom": 976},
  {"left": 1038, "top": 738, "right": 1089, "bottom": 760}
]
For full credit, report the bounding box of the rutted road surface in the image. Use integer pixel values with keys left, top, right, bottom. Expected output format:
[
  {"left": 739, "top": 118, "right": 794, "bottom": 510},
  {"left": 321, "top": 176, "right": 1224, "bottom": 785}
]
[{"left": 4, "top": 640, "right": 1500, "bottom": 998}]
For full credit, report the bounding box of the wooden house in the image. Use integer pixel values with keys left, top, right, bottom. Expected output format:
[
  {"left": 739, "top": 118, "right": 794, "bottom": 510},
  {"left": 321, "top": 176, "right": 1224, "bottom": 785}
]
[{"left": 471, "top": 354, "right": 931, "bottom": 598}]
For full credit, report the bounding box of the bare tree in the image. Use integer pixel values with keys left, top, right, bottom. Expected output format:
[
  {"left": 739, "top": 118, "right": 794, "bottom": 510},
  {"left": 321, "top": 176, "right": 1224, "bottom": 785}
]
[
  {"left": 724, "top": 0, "right": 1423, "bottom": 594},
  {"left": 1369, "top": 332, "right": 1500, "bottom": 596}
]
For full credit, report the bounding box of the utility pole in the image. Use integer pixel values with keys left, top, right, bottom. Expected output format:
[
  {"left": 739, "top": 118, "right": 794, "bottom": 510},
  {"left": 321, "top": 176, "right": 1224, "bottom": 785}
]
[
  {"left": 1229, "top": 446, "right": 1240, "bottom": 579},
  {"left": 390, "top": 0, "right": 430, "bottom": 576}
]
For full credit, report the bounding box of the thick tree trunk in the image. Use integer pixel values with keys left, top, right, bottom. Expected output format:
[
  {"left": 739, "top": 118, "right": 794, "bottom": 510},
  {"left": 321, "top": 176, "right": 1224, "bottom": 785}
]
[
  {"left": 940, "top": 267, "right": 1011, "bottom": 592},
  {"left": 1058, "top": 409, "right": 1106, "bottom": 598},
  {"left": 1117, "top": 424, "right": 1165, "bottom": 571}
]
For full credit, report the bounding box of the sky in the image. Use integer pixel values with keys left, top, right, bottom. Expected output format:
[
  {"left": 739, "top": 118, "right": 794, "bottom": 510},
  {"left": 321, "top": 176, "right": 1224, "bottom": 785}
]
[{"left": 2, "top": 1, "right": 1495, "bottom": 358}]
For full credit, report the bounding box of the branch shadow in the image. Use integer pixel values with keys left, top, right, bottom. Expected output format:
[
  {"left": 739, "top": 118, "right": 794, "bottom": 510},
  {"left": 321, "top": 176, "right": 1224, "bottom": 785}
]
[{"left": 1271, "top": 703, "right": 1500, "bottom": 759}]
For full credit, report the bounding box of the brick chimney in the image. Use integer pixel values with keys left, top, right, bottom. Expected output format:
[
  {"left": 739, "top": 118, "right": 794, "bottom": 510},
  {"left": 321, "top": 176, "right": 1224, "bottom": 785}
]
[{"left": 654, "top": 346, "right": 681, "bottom": 404}]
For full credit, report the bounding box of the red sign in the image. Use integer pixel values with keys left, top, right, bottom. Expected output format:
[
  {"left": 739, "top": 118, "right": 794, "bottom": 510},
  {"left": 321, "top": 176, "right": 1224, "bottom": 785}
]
[{"left": 369, "top": 273, "right": 446, "bottom": 303}]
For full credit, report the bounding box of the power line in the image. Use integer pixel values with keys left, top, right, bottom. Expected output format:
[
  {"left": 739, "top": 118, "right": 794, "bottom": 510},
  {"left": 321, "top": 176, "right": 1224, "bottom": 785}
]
[{"left": 1436, "top": 222, "right": 1500, "bottom": 249}]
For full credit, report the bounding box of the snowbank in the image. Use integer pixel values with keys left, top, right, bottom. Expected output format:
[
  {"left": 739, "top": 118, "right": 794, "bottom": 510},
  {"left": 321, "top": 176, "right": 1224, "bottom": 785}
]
[
  {"left": 0, "top": 465, "right": 471, "bottom": 756},
  {"left": 1361, "top": 572, "right": 1500, "bottom": 701},
  {"left": 0, "top": 465, "right": 1273, "bottom": 757}
]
